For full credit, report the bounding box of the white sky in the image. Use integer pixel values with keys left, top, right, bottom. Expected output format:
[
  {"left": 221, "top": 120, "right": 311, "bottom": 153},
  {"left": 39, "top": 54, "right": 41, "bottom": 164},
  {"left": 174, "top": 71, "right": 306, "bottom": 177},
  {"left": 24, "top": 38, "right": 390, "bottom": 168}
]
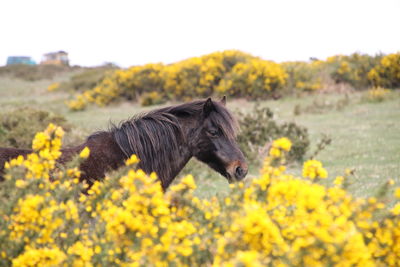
[{"left": 0, "top": 0, "right": 399, "bottom": 67}]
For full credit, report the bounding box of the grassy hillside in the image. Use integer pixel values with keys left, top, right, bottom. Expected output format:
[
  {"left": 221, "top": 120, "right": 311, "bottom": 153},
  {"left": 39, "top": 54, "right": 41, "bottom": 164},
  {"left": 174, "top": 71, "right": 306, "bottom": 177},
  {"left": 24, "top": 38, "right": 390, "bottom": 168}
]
[{"left": 0, "top": 71, "right": 399, "bottom": 198}]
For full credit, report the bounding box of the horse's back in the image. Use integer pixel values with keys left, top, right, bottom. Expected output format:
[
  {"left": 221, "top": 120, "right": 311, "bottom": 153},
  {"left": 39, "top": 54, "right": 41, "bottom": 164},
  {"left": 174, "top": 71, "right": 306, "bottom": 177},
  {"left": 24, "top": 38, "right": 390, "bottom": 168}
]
[{"left": 0, "top": 147, "right": 32, "bottom": 172}]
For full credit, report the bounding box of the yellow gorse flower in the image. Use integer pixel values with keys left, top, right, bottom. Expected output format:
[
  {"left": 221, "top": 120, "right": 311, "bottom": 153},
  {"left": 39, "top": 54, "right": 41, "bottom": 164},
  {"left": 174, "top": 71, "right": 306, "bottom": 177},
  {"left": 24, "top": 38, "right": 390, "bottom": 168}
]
[
  {"left": 79, "top": 147, "right": 90, "bottom": 159},
  {"left": 269, "top": 137, "right": 292, "bottom": 159},
  {"left": 302, "top": 159, "right": 328, "bottom": 179},
  {"left": 125, "top": 154, "right": 140, "bottom": 165}
]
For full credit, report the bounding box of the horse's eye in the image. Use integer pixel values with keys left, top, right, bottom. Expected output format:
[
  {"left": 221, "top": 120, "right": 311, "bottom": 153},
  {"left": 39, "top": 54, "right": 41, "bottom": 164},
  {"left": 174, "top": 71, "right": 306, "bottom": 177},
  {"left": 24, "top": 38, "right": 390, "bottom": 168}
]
[{"left": 208, "top": 129, "right": 219, "bottom": 137}]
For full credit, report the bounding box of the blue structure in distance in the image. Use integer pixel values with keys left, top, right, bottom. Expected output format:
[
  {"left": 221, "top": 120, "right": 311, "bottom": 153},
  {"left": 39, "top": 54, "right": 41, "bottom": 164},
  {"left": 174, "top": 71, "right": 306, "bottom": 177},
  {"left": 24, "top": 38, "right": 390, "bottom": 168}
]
[{"left": 6, "top": 56, "right": 36, "bottom": 65}]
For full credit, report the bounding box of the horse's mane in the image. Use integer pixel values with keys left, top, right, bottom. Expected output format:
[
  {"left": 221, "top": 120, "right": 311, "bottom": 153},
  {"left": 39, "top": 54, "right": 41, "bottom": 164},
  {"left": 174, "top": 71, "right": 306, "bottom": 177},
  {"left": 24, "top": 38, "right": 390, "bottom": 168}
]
[
  {"left": 88, "top": 99, "right": 238, "bottom": 184},
  {"left": 157, "top": 100, "right": 238, "bottom": 141}
]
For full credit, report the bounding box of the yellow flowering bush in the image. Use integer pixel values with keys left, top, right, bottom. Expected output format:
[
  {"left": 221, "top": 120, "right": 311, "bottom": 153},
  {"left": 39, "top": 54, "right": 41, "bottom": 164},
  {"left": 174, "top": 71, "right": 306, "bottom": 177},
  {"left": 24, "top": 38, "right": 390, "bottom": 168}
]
[
  {"left": 328, "top": 53, "right": 382, "bottom": 89},
  {"left": 1, "top": 126, "right": 400, "bottom": 266},
  {"left": 4, "top": 123, "right": 64, "bottom": 179},
  {"left": 12, "top": 247, "right": 66, "bottom": 267},
  {"left": 66, "top": 94, "right": 88, "bottom": 111},
  {"left": 216, "top": 58, "right": 287, "bottom": 98},
  {"left": 68, "top": 63, "right": 167, "bottom": 109},
  {"left": 163, "top": 55, "right": 224, "bottom": 99},
  {"left": 116, "top": 63, "right": 165, "bottom": 100},
  {"left": 62, "top": 51, "right": 400, "bottom": 111},
  {"left": 368, "top": 52, "right": 400, "bottom": 88},
  {"left": 66, "top": 51, "right": 287, "bottom": 110},
  {"left": 66, "top": 73, "right": 122, "bottom": 111},
  {"left": 282, "top": 61, "right": 323, "bottom": 91}
]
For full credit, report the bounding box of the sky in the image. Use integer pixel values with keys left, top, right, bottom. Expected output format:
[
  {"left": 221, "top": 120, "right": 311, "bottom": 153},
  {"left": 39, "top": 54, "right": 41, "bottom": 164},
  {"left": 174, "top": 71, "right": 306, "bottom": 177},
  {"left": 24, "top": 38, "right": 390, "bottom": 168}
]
[{"left": 0, "top": 0, "right": 399, "bottom": 67}]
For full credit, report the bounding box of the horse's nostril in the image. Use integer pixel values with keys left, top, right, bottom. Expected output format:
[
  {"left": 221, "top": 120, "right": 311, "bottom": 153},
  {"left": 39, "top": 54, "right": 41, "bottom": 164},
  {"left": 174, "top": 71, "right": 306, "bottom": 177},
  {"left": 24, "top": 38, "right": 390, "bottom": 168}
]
[{"left": 235, "top": 166, "right": 247, "bottom": 179}]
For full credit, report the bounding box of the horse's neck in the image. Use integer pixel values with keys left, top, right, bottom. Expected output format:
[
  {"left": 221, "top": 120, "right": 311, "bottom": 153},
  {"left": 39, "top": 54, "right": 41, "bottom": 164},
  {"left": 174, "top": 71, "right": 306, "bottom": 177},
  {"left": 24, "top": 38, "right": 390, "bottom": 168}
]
[
  {"left": 153, "top": 145, "right": 192, "bottom": 190},
  {"left": 142, "top": 116, "right": 195, "bottom": 190}
]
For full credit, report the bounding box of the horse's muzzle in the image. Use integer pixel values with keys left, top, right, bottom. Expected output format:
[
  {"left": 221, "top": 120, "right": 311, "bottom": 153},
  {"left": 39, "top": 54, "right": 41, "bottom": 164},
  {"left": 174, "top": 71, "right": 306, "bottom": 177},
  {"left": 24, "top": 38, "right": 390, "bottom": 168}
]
[
  {"left": 235, "top": 166, "right": 248, "bottom": 181},
  {"left": 226, "top": 161, "right": 248, "bottom": 182}
]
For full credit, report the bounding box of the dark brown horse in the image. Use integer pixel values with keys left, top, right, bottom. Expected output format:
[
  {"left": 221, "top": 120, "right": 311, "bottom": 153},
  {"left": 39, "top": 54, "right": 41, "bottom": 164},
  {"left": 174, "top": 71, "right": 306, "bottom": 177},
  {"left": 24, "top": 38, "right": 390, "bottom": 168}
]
[{"left": 0, "top": 97, "right": 247, "bottom": 190}]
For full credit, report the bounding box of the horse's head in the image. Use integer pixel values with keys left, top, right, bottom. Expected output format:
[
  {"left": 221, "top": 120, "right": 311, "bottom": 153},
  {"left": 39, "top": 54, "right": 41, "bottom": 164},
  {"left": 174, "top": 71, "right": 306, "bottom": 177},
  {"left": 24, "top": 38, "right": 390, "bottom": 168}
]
[{"left": 191, "top": 97, "right": 248, "bottom": 183}]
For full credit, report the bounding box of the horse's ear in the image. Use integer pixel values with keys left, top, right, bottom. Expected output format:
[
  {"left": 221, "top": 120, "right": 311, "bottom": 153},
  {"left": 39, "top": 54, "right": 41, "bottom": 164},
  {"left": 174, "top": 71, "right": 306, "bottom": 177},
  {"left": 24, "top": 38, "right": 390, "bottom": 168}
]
[
  {"left": 203, "top": 98, "right": 215, "bottom": 118},
  {"left": 220, "top": 95, "right": 226, "bottom": 106}
]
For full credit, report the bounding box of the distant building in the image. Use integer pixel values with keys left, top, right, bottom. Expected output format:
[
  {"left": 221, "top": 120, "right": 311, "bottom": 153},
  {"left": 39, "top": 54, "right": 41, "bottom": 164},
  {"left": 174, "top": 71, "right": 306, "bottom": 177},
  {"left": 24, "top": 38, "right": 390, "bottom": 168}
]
[
  {"left": 41, "top": 51, "right": 69, "bottom": 66},
  {"left": 6, "top": 56, "right": 36, "bottom": 65}
]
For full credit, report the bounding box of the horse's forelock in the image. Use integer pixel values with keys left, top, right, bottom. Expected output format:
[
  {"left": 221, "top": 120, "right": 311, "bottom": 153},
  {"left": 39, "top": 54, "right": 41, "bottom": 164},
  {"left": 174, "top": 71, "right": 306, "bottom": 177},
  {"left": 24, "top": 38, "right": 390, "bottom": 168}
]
[
  {"left": 159, "top": 99, "right": 238, "bottom": 140},
  {"left": 210, "top": 102, "right": 238, "bottom": 141}
]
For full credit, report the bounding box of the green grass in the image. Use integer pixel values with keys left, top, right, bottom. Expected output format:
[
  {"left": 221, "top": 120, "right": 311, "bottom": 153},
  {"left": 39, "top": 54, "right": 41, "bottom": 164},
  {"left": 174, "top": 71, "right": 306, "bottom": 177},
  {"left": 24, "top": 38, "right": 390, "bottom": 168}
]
[
  {"left": 260, "top": 93, "right": 400, "bottom": 197},
  {"left": 1, "top": 72, "right": 399, "bottom": 198}
]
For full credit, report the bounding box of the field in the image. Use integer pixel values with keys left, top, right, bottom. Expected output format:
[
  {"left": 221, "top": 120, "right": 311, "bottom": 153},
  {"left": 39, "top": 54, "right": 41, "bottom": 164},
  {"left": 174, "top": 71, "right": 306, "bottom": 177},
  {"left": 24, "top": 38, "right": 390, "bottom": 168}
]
[
  {"left": 1, "top": 71, "right": 399, "bottom": 198},
  {"left": 1, "top": 66, "right": 400, "bottom": 266}
]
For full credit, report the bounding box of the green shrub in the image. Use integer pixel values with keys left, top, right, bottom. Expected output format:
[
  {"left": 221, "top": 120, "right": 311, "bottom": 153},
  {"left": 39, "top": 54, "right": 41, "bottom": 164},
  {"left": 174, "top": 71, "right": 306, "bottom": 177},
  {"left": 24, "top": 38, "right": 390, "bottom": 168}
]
[
  {"left": 293, "top": 94, "right": 351, "bottom": 115},
  {"left": 59, "top": 67, "right": 116, "bottom": 92},
  {"left": 327, "top": 53, "right": 382, "bottom": 89},
  {"left": 236, "top": 106, "right": 309, "bottom": 163},
  {"left": 0, "top": 65, "right": 71, "bottom": 81},
  {"left": 0, "top": 107, "right": 72, "bottom": 148}
]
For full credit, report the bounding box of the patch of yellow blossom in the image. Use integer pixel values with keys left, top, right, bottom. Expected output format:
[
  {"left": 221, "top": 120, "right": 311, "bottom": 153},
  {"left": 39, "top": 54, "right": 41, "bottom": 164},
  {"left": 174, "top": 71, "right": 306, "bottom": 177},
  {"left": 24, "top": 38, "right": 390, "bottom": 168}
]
[
  {"left": 67, "top": 73, "right": 121, "bottom": 111},
  {"left": 1, "top": 130, "right": 400, "bottom": 266},
  {"left": 269, "top": 137, "right": 292, "bottom": 158},
  {"left": 46, "top": 82, "right": 60, "bottom": 92},
  {"left": 79, "top": 147, "right": 90, "bottom": 159},
  {"left": 5, "top": 123, "right": 64, "bottom": 180},
  {"left": 125, "top": 154, "right": 140, "bottom": 166},
  {"left": 281, "top": 61, "right": 323, "bottom": 91},
  {"left": 337, "top": 61, "right": 351, "bottom": 75},
  {"left": 217, "top": 58, "right": 287, "bottom": 97},
  {"left": 368, "top": 52, "right": 400, "bottom": 87},
  {"left": 334, "top": 176, "right": 344, "bottom": 186},
  {"left": 66, "top": 94, "right": 87, "bottom": 111},
  {"left": 302, "top": 159, "right": 328, "bottom": 179},
  {"left": 12, "top": 247, "right": 66, "bottom": 267}
]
